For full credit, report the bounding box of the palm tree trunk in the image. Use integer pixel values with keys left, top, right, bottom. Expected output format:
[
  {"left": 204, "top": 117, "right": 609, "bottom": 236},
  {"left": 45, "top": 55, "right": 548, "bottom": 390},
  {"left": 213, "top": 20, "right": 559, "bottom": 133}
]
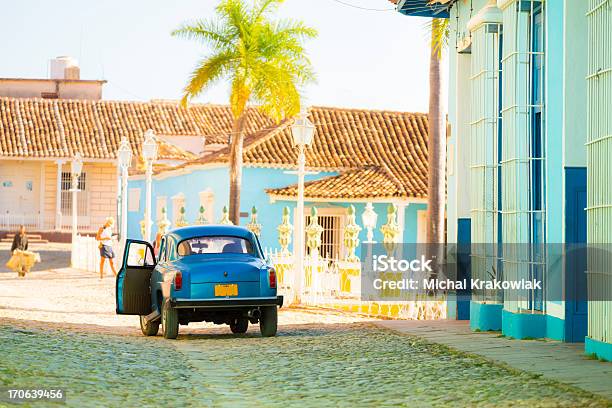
[
  {"left": 426, "top": 20, "right": 446, "bottom": 247},
  {"left": 228, "top": 114, "right": 246, "bottom": 224}
]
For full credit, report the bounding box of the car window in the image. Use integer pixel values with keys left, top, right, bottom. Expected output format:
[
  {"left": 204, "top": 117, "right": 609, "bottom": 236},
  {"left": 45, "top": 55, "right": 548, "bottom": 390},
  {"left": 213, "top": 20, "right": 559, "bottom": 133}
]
[
  {"left": 168, "top": 238, "right": 177, "bottom": 262},
  {"left": 178, "top": 236, "right": 254, "bottom": 256},
  {"left": 126, "top": 242, "right": 155, "bottom": 267}
]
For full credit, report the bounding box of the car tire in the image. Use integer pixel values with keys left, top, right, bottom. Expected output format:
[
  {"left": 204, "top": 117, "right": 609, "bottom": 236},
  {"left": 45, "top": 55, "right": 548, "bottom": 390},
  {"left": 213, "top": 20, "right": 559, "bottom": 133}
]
[
  {"left": 230, "top": 318, "right": 248, "bottom": 334},
  {"left": 259, "top": 306, "right": 278, "bottom": 337},
  {"left": 139, "top": 315, "right": 160, "bottom": 336},
  {"left": 162, "top": 299, "right": 179, "bottom": 339}
]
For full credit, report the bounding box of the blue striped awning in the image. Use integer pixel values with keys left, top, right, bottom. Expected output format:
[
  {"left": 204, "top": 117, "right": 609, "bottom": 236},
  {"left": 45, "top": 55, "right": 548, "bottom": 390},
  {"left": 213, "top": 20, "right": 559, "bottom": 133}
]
[{"left": 396, "top": 0, "right": 450, "bottom": 18}]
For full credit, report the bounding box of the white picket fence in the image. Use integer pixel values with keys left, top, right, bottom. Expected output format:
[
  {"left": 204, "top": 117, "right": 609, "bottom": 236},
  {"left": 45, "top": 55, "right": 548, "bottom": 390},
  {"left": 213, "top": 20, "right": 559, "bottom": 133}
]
[
  {"left": 71, "top": 235, "right": 121, "bottom": 273},
  {"left": 0, "top": 213, "right": 94, "bottom": 232}
]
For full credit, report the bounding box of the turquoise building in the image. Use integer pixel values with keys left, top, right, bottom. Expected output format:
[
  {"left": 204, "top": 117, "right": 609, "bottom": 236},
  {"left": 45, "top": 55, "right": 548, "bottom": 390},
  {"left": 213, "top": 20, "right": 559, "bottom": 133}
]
[
  {"left": 127, "top": 106, "right": 429, "bottom": 262},
  {"left": 395, "top": 0, "right": 612, "bottom": 359}
]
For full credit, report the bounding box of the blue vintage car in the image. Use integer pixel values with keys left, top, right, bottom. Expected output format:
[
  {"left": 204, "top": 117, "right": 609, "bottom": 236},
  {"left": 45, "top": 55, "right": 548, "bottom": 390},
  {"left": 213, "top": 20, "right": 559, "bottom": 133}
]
[{"left": 115, "top": 225, "right": 283, "bottom": 339}]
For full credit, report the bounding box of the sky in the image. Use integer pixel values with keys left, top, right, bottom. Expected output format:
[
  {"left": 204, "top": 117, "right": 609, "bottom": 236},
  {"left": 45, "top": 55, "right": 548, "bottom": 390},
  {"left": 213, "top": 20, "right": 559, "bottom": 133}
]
[{"left": 1, "top": 0, "right": 447, "bottom": 113}]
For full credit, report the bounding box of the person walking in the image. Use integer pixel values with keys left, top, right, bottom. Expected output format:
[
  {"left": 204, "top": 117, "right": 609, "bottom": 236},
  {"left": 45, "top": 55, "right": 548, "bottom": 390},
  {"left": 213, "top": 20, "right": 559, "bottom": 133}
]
[
  {"left": 11, "top": 225, "right": 28, "bottom": 253},
  {"left": 9, "top": 225, "right": 29, "bottom": 277},
  {"left": 96, "top": 217, "right": 117, "bottom": 279}
]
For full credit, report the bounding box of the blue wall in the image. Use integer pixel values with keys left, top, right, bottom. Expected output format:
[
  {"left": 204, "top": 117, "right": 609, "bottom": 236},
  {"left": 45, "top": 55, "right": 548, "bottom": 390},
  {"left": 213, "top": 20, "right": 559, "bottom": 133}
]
[
  {"left": 127, "top": 165, "right": 426, "bottom": 255},
  {"left": 127, "top": 166, "right": 231, "bottom": 242}
]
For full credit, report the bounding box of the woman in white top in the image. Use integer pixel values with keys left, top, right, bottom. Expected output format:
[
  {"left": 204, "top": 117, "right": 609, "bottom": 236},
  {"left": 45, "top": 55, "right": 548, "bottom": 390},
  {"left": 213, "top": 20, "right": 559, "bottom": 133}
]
[{"left": 96, "top": 217, "right": 117, "bottom": 279}]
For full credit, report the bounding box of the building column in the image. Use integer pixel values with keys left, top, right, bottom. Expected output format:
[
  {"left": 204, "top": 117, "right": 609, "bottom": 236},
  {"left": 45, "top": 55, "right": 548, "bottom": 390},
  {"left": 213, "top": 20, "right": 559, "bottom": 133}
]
[
  {"left": 39, "top": 162, "right": 45, "bottom": 230},
  {"left": 395, "top": 202, "right": 407, "bottom": 242},
  {"left": 55, "top": 159, "right": 64, "bottom": 230}
]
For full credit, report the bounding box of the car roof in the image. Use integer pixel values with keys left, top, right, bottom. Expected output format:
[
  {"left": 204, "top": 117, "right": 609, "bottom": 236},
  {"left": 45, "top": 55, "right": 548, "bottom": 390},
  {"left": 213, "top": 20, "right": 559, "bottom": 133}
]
[{"left": 167, "top": 225, "right": 256, "bottom": 241}]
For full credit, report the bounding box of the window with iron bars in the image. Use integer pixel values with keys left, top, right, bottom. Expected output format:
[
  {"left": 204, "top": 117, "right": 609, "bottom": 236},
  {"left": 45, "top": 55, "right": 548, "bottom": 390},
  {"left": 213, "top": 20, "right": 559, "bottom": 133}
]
[
  {"left": 60, "top": 172, "right": 87, "bottom": 217},
  {"left": 304, "top": 214, "right": 344, "bottom": 260}
]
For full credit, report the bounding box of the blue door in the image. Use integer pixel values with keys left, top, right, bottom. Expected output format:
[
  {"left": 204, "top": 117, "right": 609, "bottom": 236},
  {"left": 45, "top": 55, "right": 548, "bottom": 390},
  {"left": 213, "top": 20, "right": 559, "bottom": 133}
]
[
  {"left": 116, "top": 239, "right": 156, "bottom": 315},
  {"left": 565, "top": 168, "right": 587, "bottom": 342}
]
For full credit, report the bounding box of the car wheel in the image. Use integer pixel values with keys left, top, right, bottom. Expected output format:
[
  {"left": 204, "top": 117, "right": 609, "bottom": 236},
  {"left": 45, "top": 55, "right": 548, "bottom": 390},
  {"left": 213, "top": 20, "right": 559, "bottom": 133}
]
[
  {"left": 162, "top": 299, "right": 179, "bottom": 339},
  {"left": 259, "top": 306, "right": 278, "bottom": 337},
  {"left": 139, "top": 315, "right": 160, "bottom": 336},
  {"left": 230, "top": 317, "right": 248, "bottom": 334}
]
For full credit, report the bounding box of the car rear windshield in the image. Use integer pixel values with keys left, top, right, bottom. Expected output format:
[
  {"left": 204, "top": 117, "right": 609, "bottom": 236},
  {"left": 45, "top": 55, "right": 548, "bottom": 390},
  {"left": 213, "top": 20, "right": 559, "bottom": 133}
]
[{"left": 177, "top": 236, "right": 255, "bottom": 256}]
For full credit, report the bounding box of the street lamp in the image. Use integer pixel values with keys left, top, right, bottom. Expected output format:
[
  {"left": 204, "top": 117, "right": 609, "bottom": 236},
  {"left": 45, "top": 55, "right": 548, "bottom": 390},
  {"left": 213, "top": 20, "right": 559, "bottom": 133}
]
[
  {"left": 290, "top": 109, "right": 316, "bottom": 303},
  {"left": 142, "top": 129, "right": 158, "bottom": 243},
  {"left": 117, "top": 137, "right": 132, "bottom": 252},
  {"left": 362, "top": 202, "right": 378, "bottom": 243},
  {"left": 70, "top": 152, "right": 83, "bottom": 266}
]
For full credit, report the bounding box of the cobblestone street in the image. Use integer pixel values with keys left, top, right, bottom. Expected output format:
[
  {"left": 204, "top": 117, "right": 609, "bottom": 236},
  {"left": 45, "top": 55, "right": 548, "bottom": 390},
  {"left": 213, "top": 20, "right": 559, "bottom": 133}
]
[
  {"left": 0, "top": 268, "right": 610, "bottom": 407},
  {"left": 1, "top": 323, "right": 609, "bottom": 407}
]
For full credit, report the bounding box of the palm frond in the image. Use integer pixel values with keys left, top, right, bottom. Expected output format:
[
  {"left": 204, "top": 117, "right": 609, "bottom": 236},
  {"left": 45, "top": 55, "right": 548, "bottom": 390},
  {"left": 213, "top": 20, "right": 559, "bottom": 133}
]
[
  {"left": 425, "top": 18, "right": 449, "bottom": 59},
  {"left": 174, "top": 0, "right": 317, "bottom": 120},
  {"left": 171, "top": 20, "right": 235, "bottom": 50},
  {"left": 180, "top": 50, "right": 236, "bottom": 107},
  {"left": 273, "top": 19, "right": 318, "bottom": 40},
  {"left": 251, "top": 0, "right": 284, "bottom": 24},
  {"left": 216, "top": 0, "right": 250, "bottom": 41}
]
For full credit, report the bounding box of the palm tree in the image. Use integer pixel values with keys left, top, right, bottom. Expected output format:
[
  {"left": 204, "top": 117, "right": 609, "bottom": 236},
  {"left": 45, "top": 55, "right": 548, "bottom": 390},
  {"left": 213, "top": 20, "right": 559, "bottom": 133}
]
[
  {"left": 173, "top": 0, "right": 317, "bottom": 224},
  {"left": 426, "top": 18, "right": 449, "bottom": 246}
]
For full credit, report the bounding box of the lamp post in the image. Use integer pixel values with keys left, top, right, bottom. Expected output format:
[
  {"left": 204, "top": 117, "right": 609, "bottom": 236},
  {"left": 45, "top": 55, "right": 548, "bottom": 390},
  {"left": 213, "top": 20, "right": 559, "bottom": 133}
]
[
  {"left": 290, "top": 109, "right": 316, "bottom": 303},
  {"left": 117, "top": 137, "right": 132, "bottom": 252},
  {"left": 142, "top": 129, "right": 158, "bottom": 243},
  {"left": 362, "top": 202, "right": 378, "bottom": 243},
  {"left": 70, "top": 152, "right": 83, "bottom": 266}
]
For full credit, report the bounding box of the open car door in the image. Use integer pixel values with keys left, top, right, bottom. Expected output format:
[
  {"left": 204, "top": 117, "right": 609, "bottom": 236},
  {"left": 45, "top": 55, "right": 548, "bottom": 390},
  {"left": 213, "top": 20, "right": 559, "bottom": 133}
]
[{"left": 116, "top": 239, "right": 156, "bottom": 315}]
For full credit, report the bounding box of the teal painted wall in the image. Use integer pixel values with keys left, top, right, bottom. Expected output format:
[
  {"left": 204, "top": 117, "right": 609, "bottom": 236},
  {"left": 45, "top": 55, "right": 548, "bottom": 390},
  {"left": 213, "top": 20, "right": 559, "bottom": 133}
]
[
  {"left": 444, "top": 0, "right": 590, "bottom": 333},
  {"left": 501, "top": 309, "right": 565, "bottom": 341},
  {"left": 470, "top": 301, "right": 503, "bottom": 332},
  {"left": 128, "top": 166, "right": 336, "bottom": 248},
  {"left": 563, "top": 0, "right": 587, "bottom": 168},
  {"left": 240, "top": 167, "right": 338, "bottom": 249},
  {"left": 545, "top": 0, "right": 564, "bottom": 244},
  {"left": 127, "top": 166, "right": 426, "bottom": 257},
  {"left": 127, "top": 167, "right": 231, "bottom": 242},
  {"left": 127, "top": 177, "right": 145, "bottom": 241},
  {"left": 446, "top": 0, "right": 489, "bottom": 244}
]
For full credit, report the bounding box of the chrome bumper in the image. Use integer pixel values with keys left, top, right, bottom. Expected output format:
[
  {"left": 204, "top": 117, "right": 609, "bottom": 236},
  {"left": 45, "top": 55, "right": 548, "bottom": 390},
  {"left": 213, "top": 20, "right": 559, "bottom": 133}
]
[{"left": 170, "top": 296, "right": 283, "bottom": 309}]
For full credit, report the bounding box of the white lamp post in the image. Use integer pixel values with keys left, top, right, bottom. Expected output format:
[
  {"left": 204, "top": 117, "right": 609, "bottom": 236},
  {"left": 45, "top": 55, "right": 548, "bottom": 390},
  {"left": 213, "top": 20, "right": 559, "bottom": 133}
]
[
  {"left": 117, "top": 137, "right": 132, "bottom": 252},
  {"left": 142, "top": 129, "right": 158, "bottom": 243},
  {"left": 70, "top": 152, "right": 83, "bottom": 266},
  {"left": 290, "top": 109, "right": 316, "bottom": 303},
  {"left": 362, "top": 202, "right": 378, "bottom": 243}
]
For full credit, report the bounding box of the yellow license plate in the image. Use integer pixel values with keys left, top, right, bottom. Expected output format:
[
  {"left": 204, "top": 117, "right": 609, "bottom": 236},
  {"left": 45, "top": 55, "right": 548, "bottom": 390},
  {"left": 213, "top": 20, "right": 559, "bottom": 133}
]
[{"left": 214, "top": 284, "right": 238, "bottom": 297}]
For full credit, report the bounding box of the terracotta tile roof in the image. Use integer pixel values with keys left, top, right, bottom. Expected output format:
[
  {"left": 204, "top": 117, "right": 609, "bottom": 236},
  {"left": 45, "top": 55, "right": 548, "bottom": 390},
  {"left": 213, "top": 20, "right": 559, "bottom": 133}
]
[
  {"left": 266, "top": 165, "right": 409, "bottom": 200},
  {"left": 186, "top": 106, "right": 430, "bottom": 199},
  {"left": 0, "top": 96, "right": 430, "bottom": 200},
  {"left": 0, "top": 97, "right": 273, "bottom": 161}
]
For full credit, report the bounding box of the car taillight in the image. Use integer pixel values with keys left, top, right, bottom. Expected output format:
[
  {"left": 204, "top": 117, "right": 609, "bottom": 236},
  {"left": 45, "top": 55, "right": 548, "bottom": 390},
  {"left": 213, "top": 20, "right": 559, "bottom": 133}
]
[
  {"left": 174, "top": 271, "right": 182, "bottom": 290},
  {"left": 268, "top": 268, "right": 276, "bottom": 289}
]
